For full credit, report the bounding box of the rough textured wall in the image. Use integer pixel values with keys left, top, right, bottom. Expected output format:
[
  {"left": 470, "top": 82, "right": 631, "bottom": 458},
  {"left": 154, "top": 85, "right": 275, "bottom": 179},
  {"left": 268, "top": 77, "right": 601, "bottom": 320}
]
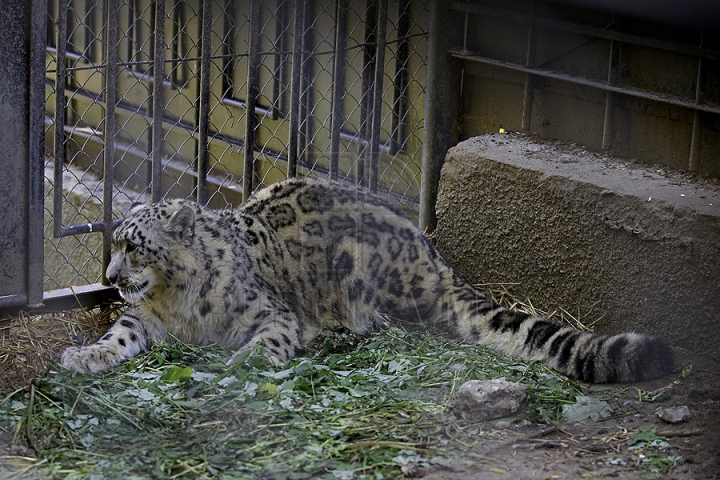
[{"left": 435, "top": 135, "right": 720, "bottom": 361}]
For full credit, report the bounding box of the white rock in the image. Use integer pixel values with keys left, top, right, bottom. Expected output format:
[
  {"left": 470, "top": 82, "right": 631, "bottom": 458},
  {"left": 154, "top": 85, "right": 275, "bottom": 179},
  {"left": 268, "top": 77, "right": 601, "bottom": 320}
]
[{"left": 453, "top": 379, "right": 527, "bottom": 421}]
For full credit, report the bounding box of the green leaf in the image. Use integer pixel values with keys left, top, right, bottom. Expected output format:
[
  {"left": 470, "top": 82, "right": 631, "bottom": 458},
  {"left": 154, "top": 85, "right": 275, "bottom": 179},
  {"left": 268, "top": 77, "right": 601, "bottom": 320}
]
[{"left": 160, "top": 366, "right": 193, "bottom": 383}]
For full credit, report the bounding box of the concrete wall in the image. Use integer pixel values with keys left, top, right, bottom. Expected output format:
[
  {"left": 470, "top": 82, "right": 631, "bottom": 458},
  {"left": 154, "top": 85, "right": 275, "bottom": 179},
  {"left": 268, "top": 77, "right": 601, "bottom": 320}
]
[{"left": 434, "top": 135, "right": 720, "bottom": 361}]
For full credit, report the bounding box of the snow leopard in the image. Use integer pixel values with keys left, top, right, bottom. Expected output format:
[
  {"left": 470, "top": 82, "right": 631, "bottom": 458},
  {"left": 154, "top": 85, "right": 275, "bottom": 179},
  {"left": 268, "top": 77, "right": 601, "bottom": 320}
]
[{"left": 60, "top": 176, "right": 674, "bottom": 383}]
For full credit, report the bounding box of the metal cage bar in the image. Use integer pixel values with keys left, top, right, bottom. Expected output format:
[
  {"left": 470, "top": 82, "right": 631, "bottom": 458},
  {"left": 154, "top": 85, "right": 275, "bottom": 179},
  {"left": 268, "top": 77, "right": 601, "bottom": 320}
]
[
  {"left": 329, "top": 0, "right": 348, "bottom": 180},
  {"left": 286, "top": 0, "right": 306, "bottom": 178},
  {"left": 101, "top": 0, "right": 119, "bottom": 283},
  {"left": 196, "top": 0, "right": 212, "bottom": 204},
  {"left": 244, "top": 0, "right": 261, "bottom": 199},
  {"left": 151, "top": 0, "right": 166, "bottom": 203},
  {"left": 368, "top": 0, "right": 388, "bottom": 193}
]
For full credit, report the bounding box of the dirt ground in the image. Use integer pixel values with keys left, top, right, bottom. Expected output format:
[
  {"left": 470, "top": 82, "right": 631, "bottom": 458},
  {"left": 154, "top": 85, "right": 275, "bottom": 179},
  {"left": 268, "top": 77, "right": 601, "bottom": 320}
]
[
  {"left": 1, "top": 311, "right": 719, "bottom": 479},
  {"left": 426, "top": 346, "right": 720, "bottom": 480}
]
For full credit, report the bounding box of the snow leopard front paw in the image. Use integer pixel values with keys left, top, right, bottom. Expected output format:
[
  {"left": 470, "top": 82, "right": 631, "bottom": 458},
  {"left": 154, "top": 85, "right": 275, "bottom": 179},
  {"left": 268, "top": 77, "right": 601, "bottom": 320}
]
[{"left": 60, "top": 345, "right": 125, "bottom": 374}]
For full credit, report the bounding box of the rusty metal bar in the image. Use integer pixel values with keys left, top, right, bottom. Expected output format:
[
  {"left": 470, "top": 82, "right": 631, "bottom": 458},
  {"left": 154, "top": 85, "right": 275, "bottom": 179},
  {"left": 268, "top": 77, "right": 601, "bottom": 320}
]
[
  {"left": 102, "top": 0, "right": 119, "bottom": 284},
  {"left": 196, "top": 0, "right": 212, "bottom": 205},
  {"left": 329, "top": 0, "right": 348, "bottom": 180},
  {"left": 287, "top": 0, "right": 305, "bottom": 177},
  {"left": 244, "top": 0, "right": 260, "bottom": 198},
  {"left": 368, "top": 0, "right": 388, "bottom": 193},
  {"left": 151, "top": 0, "right": 165, "bottom": 203}
]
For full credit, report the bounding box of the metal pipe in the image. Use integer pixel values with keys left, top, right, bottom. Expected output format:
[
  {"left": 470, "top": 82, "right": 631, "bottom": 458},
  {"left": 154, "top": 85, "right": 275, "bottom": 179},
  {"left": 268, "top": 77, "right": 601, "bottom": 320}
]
[
  {"left": 368, "top": 0, "right": 388, "bottom": 193},
  {"left": 102, "top": 0, "right": 119, "bottom": 284},
  {"left": 451, "top": 50, "right": 720, "bottom": 116},
  {"left": 151, "top": 0, "right": 165, "bottom": 203},
  {"left": 329, "top": 0, "right": 348, "bottom": 180},
  {"left": 244, "top": 0, "right": 261, "bottom": 198},
  {"left": 196, "top": 0, "right": 212, "bottom": 204},
  {"left": 287, "top": 0, "right": 305, "bottom": 177},
  {"left": 52, "top": 0, "right": 68, "bottom": 240}
]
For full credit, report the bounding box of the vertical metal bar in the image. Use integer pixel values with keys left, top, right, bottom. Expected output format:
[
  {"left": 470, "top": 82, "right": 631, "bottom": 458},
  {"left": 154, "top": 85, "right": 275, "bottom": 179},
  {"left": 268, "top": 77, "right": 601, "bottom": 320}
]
[
  {"left": 102, "top": 0, "right": 119, "bottom": 284},
  {"left": 196, "top": 0, "right": 212, "bottom": 204},
  {"left": 329, "top": 0, "right": 348, "bottom": 180},
  {"left": 368, "top": 0, "right": 387, "bottom": 193},
  {"left": 689, "top": 29, "right": 704, "bottom": 172},
  {"left": 244, "top": 0, "right": 260, "bottom": 198},
  {"left": 27, "top": 0, "right": 47, "bottom": 306},
  {"left": 287, "top": 0, "right": 305, "bottom": 177},
  {"left": 298, "top": 0, "right": 313, "bottom": 170},
  {"left": 420, "top": 1, "right": 462, "bottom": 232},
  {"left": 390, "top": 0, "right": 410, "bottom": 155},
  {"left": 602, "top": 36, "right": 619, "bottom": 151},
  {"left": 521, "top": 25, "right": 536, "bottom": 132},
  {"left": 151, "top": 0, "right": 165, "bottom": 203},
  {"left": 271, "top": 1, "right": 285, "bottom": 120},
  {"left": 358, "top": 2, "right": 378, "bottom": 187},
  {"left": 52, "top": 0, "right": 68, "bottom": 239}
]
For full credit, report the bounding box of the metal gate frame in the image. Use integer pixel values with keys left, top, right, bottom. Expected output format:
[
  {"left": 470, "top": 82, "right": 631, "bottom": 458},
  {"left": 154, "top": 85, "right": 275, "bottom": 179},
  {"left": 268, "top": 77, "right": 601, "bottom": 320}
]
[{"left": 0, "top": 0, "right": 459, "bottom": 317}]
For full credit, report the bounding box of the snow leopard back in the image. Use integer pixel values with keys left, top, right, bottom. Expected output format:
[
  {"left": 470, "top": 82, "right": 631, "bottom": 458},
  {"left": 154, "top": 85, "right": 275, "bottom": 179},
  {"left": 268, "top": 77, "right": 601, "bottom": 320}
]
[{"left": 61, "top": 176, "right": 673, "bottom": 382}]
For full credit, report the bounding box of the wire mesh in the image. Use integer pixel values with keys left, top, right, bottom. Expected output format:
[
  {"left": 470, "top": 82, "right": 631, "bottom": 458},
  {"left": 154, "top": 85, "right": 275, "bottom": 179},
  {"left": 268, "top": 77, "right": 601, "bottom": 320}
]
[{"left": 43, "top": 0, "right": 430, "bottom": 291}]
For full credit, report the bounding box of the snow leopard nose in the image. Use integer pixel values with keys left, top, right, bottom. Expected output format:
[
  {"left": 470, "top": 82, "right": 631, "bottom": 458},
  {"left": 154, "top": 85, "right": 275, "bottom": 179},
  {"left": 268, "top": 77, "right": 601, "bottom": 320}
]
[
  {"left": 106, "top": 269, "right": 118, "bottom": 284},
  {"left": 106, "top": 254, "right": 121, "bottom": 284}
]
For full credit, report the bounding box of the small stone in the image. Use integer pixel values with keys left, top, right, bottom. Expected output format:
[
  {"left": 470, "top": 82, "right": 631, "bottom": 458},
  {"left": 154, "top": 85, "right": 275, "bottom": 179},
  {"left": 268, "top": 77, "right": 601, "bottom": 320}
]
[
  {"left": 657, "top": 405, "right": 692, "bottom": 424},
  {"left": 452, "top": 379, "right": 527, "bottom": 421},
  {"left": 494, "top": 420, "right": 512, "bottom": 430}
]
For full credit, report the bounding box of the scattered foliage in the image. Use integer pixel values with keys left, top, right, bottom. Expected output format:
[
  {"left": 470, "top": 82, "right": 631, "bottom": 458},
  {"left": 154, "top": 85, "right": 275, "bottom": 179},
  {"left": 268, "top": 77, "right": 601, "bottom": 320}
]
[{"left": 1, "top": 325, "right": 584, "bottom": 479}]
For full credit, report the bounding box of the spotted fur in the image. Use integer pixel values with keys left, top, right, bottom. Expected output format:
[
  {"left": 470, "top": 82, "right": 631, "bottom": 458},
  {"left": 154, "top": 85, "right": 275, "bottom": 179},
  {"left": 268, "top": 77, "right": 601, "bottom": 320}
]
[{"left": 61, "top": 177, "right": 674, "bottom": 382}]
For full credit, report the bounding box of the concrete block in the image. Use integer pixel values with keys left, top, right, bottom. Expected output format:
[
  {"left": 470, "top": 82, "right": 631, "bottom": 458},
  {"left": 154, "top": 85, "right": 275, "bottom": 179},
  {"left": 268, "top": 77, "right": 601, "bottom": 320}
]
[{"left": 434, "top": 135, "right": 720, "bottom": 361}]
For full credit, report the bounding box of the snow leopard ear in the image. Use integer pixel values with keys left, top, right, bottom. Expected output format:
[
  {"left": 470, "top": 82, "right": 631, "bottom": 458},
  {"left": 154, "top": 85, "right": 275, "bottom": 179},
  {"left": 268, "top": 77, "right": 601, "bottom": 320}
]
[
  {"left": 127, "top": 202, "right": 146, "bottom": 216},
  {"left": 165, "top": 205, "right": 196, "bottom": 242}
]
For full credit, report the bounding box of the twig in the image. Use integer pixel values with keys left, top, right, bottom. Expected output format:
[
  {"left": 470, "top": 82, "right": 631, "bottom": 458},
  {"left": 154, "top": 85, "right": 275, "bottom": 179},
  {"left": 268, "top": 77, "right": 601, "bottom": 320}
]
[
  {"left": 487, "top": 425, "right": 558, "bottom": 451},
  {"left": 656, "top": 428, "right": 704, "bottom": 438}
]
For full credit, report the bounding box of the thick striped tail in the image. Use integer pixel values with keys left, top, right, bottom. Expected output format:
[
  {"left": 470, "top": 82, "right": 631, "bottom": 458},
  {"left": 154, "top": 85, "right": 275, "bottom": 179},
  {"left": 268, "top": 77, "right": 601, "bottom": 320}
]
[
  {"left": 524, "top": 320, "right": 674, "bottom": 383},
  {"left": 445, "top": 277, "right": 674, "bottom": 383}
]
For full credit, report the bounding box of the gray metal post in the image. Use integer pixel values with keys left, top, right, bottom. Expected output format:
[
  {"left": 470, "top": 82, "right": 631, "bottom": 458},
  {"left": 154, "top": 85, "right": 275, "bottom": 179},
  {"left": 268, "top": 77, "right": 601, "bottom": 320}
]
[
  {"left": 0, "top": 0, "right": 42, "bottom": 310},
  {"left": 420, "top": 0, "right": 463, "bottom": 232}
]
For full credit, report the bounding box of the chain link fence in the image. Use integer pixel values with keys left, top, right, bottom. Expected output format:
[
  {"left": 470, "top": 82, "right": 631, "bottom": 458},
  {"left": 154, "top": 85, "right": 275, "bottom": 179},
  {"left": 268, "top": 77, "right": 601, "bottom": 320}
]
[{"left": 43, "top": 0, "right": 430, "bottom": 292}]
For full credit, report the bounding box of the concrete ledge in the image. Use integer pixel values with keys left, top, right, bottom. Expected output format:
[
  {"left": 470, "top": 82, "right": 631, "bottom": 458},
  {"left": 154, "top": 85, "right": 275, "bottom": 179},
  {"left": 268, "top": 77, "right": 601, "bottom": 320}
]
[{"left": 435, "top": 135, "right": 720, "bottom": 361}]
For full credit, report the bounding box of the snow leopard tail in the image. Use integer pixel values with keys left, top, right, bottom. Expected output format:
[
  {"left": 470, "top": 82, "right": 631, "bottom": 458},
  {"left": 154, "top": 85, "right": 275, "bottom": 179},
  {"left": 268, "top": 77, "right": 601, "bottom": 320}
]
[{"left": 441, "top": 270, "right": 674, "bottom": 384}]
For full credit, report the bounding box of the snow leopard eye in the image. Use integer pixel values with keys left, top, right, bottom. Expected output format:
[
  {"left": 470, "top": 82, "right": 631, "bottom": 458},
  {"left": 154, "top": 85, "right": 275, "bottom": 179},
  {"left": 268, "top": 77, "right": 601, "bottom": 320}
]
[{"left": 125, "top": 242, "right": 138, "bottom": 254}]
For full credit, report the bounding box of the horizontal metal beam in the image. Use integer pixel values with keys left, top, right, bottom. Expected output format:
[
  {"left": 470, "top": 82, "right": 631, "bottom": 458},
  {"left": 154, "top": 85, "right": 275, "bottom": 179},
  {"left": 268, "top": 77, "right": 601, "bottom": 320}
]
[
  {"left": 0, "top": 284, "right": 122, "bottom": 321},
  {"left": 452, "top": 49, "right": 720, "bottom": 115}
]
